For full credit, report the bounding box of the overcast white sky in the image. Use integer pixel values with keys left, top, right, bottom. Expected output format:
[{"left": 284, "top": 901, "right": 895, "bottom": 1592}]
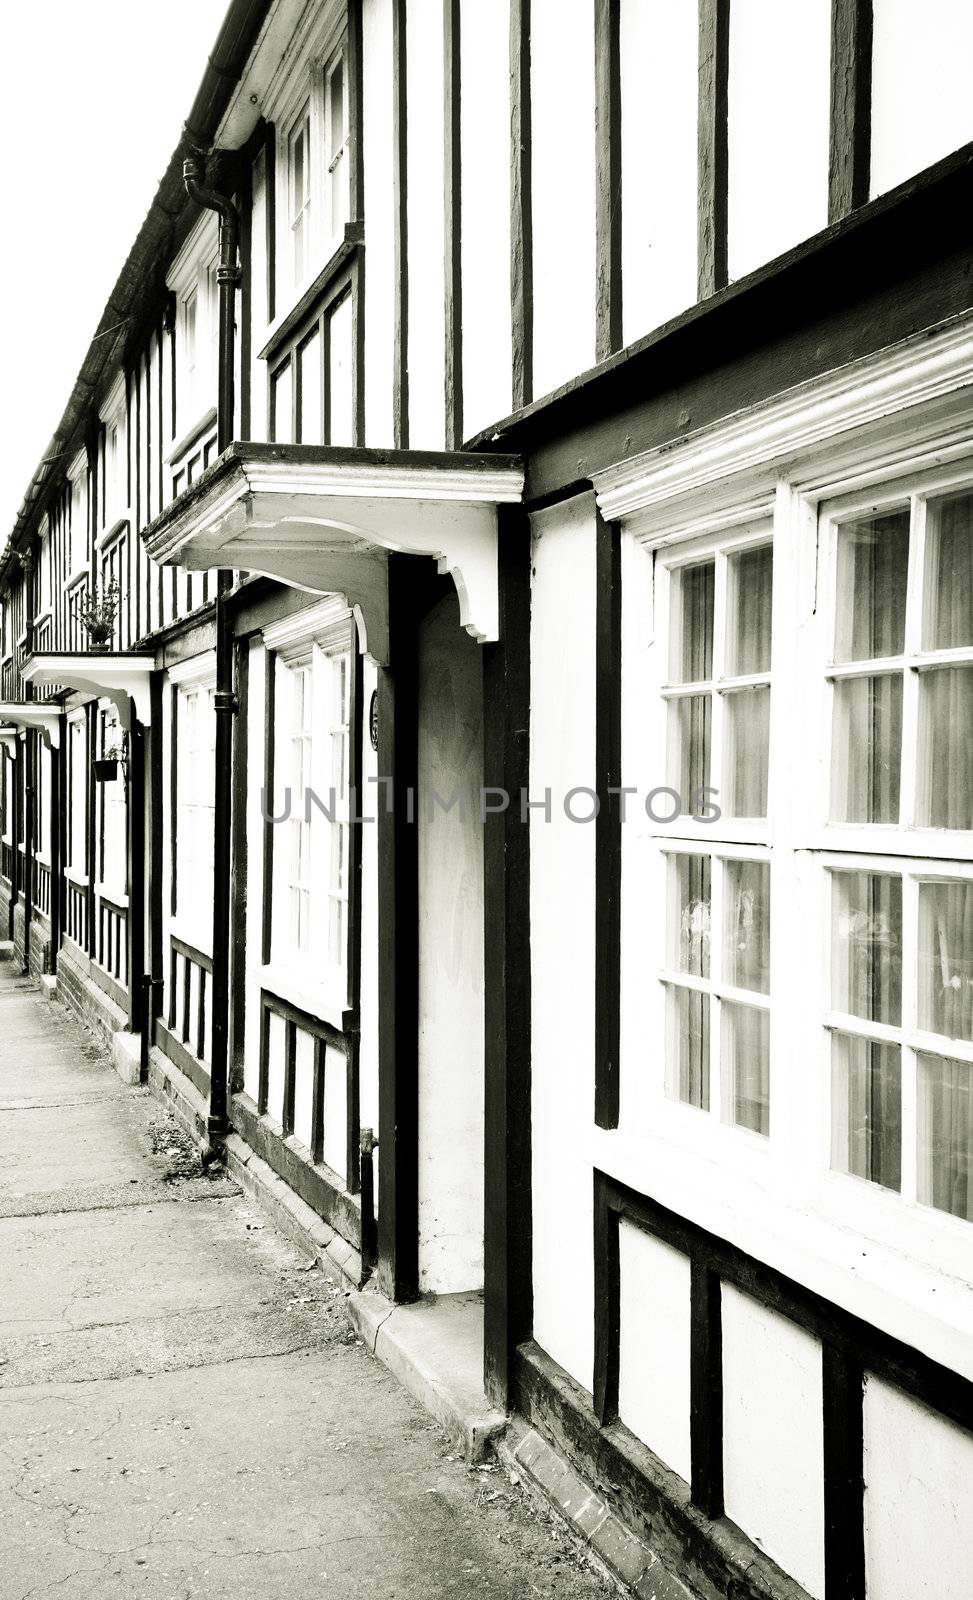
[{"left": 0, "top": 0, "right": 231, "bottom": 539}]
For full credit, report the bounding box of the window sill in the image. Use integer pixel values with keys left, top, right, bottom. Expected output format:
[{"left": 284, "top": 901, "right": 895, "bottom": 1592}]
[
  {"left": 592, "top": 1122, "right": 973, "bottom": 1382},
  {"left": 258, "top": 221, "right": 362, "bottom": 363},
  {"left": 97, "top": 515, "right": 130, "bottom": 554},
  {"left": 260, "top": 962, "right": 350, "bottom": 1033},
  {"left": 166, "top": 407, "right": 218, "bottom": 468}
]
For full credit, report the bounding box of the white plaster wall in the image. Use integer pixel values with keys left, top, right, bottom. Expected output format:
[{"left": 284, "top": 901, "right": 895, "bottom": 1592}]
[
  {"left": 267, "top": 1010, "right": 286, "bottom": 1129},
  {"left": 405, "top": 0, "right": 446, "bottom": 448},
  {"left": 242, "top": 640, "right": 267, "bottom": 1104},
  {"left": 358, "top": 655, "right": 379, "bottom": 1150},
  {"left": 249, "top": 147, "right": 269, "bottom": 442},
  {"left": 293, "top": 1028, "right": 315, "bottom": 1152},
  {"left": 321, "top": 1040, "right": 348, "bottom": 1181},
  {"left": 530, "top": 494, "right": 597, "bottom": 1394},
  {"left": 727, "top": 0, "right": 830, "bottom": 281},
  {"left": 618, "top": 1222, "right": 692, "bottom": 1483},
  {"left": 416, "top": 594, "right": 484, "bottom": 1294},
  {"left": 530, "top": 0, "right": 596, "bottom": 400},
  {"left": 362, "top": 0, "right": 395, "bottom": 447},
  {"left": 459, "top": 0, "right": 511, "bottom": 439},
  {"left": 620, "top": 0, "right": 698, "bottom": 345},
  {"left": 863, "top": 1376, "right": 973, "bottom": 1600},
  {"left": 722, "top": 1285, "right": 825, "bottom": 1599},
  {"left": 870, "top": 0, "right": 973, "bottom": 198}
]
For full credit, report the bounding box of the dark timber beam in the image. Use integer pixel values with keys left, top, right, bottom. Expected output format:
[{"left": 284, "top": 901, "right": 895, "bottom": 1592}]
[
  {"left": 444, "top": 0, "right": 463, "bottom": 447},
  {"left": 594, "top": 505, "right": 621, "bottom": 1128},
  {"left": 510, "top": 0, "right": 533, "bottom": 409},
  {"left": 377, "top": 555, "right": 420, "bottom": 1303},
  {"left": 594, "top": 0, "right": 622, "bottom": 360},
  {"left": 127, "top": 720, "right": 147, "bottom": 1032},
  {"left": 392, "top": 0, "right": 410, "bottom": 448},
  {"left": 483, "top": 505, "right": 533, "bottom": 1407},
  {"left": 829, "top": 0, "right": 873, "bottom": 222},
  {"left": 697, "top": 0, "right": 730, "bottom": 299},
  {"left": 823, "top": 1343, "right": 866, "bottom": 1600}
]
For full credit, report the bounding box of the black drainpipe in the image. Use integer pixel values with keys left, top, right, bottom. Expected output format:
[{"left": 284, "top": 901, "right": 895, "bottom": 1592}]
[{"left": 181, "top": 139, "right": 241, "bottom": 1141}]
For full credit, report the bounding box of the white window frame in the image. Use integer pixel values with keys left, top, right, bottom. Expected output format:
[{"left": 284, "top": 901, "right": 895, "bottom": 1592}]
[
  {"left": 262, "top": 597, "right": 354, "bottom": 1026},
  {"left": 168, "top": 652, "right": 217, "bottom": 955},
  {"left": 97, "top": 702, "right": 127, "bottom": 901},
  {"left": 99, "top": 372, "right": 128, "bottom": 534},
  {"left": 263, "top": 3, "right": 349, "bottom": 321},
  {"left": 67, "top": 710, "right": 88, "bottom": 884},
  {"left": 166, "top": 213, "right": 220, "bottom": 443}
]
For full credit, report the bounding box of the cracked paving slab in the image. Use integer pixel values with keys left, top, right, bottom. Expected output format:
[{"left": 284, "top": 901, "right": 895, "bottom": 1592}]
[{"left": 0, "top": 965, "right": 613, "bottom": 1600}]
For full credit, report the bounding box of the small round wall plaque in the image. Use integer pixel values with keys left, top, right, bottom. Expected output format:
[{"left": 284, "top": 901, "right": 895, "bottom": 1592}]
[{"left": 369, "top": 689, "right": 379, "bottom": 752}]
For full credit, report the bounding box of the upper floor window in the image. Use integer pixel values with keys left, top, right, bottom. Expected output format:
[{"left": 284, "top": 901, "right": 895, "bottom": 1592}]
[
  {"left": 277, "top": 36, "right": 349, "bottom": 297},
  {"left": 168, "top": 215, "right": 219, "bottom": 442}
]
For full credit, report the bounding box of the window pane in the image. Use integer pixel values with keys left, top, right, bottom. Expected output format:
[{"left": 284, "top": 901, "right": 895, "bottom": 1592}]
[
  {"left": 666, "top": 985, "right": 710, "bottom": 1111},
  {"left": 671, "top": 852, "right": 711, "bottom": 977},
  {"left": 832, "top": 871, "right": 902, "bottom": 1026},
  {"left": 723, "top": 686, "right": 770, "bottom": 818},
  {"left": 298, "top": 331, "right": 322, "bottom": 445},
  {"left": 918, "top": 881, "right": 973, "bottom": 1043},
  {"left": 834, "top": 511, "right": 910, "bottom": 662},
  {"left": 727, "top": 545, "right": 773, "bottom": 675},
  {"left": 831, "top": 1034, "right": 902, "bottom": 1191},
  {"left": 917, "top": 1053, "right": 973, "bottom": 1222},
  {"left": 725, "top": 859, "right": 770, "bottom": 994},
  {"left": 831, "top": 672, "right": 902, "bottom": 824},
  {"left": 669, "top": 694, "right": 711, "bottom": 814},
  {"left": 671, "top": 562, "right": 714, "bottom": 683},
  {"left": 918, "top": 666, "right": 973, "bottom": 830},
  {"left": 722, "top": 1001, "right": 769, "bottom": 1135},
  {"left": 925, "top": 493, "right": 973, "bottom": 650}
]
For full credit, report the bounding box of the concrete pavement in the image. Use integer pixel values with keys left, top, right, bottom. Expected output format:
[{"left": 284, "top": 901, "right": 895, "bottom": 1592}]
[{"left": 0, "top": 957, "right": 612, "bottom": 1600}]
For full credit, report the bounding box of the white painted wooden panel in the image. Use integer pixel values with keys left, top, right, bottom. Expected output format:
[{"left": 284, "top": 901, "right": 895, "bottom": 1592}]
[
  {"left": 322, "top": 1041, "right": 347, "bottom": 1180},
  {"left": 864, "top": 1376, "right": 973, "bottom": 1600},
  {"left": 722, "top": 1284, "right": 825, "bottom": 1599},
  {"left": 460, "top": 0, "right": 512, "bottom": 438},
  {"left": 267, "top": 1011, "right": 287, "bottom": 1129},
  {"left": 358, "top": 654, "right": 379, "bottom": 1151},
  {"left": 870, "top": 0, "right": 973, "bottom": 198},
  {"left": 406, "top": 0, "right": 446, "bottom": 447},
  {"left": 363, "top": 0, "right": 395, "bottom": 446},
  {"left": 329, "top": 291, "right": 354, "bottom": 446},
  {"left": 242, "top": 640, "right": 266, "bottom": 1105},
  {"left": 293, "top": 1028, "right": 315, "bottom": 1152},
  {"left": 620, "top": 0, "right": 698, "bottom": 345},
  {"left": 417, "top": 595, "right": 484, "bottom": 1294},
  {"left": 727, "top": 0, "right": 830, "bottom": 281},
  {"left": 250, "top": 146, "right": 269, "bottom": 442},
  {"left": 530, "top": 0, "right": 596, "bottom": 399},
  {"left": 618, "top": 1221, "right": 692, "bottom": 1482},
  {"left": 530, "top": 494, "right": 598, "bottom": 1393}
]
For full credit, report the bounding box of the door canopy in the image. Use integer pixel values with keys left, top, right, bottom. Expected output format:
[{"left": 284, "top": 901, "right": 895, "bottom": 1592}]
[{"left": 140, "top": 443, "right": 525, "bottom": 665}]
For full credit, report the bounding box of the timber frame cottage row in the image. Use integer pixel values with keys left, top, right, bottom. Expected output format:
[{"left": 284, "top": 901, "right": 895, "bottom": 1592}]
[{"left": 2, "top": 3, "right": 972, "bottom": 1597}]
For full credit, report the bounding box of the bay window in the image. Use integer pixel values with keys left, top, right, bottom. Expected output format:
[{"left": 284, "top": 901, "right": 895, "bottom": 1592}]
[{"left": 628, "top": 451, "right": 973, "bottom": 1276}]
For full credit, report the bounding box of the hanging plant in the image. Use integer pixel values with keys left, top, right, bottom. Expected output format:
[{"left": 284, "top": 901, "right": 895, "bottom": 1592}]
[{"left": 78, "top": 579, "right": 120, "bottom": 652}]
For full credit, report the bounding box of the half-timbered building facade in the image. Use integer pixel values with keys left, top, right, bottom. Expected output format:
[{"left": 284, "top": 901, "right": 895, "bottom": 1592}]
[{"left": 2, "top": 2, "right": 972, "bottom": 1596}]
